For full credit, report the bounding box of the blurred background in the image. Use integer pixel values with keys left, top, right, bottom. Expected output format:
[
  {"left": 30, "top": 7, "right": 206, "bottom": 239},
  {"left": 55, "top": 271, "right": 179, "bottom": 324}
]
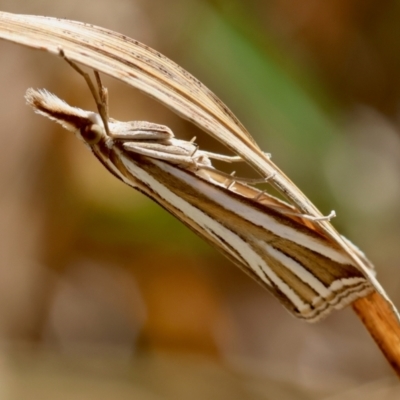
[{"left": 1, "top": 0, "right": 400, "bottom": 398}]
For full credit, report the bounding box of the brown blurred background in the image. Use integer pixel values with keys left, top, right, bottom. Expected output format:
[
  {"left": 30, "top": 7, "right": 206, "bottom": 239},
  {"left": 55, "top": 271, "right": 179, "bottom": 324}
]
[{"left": 1, "top": 1, "right": 400, "bottom": 398}]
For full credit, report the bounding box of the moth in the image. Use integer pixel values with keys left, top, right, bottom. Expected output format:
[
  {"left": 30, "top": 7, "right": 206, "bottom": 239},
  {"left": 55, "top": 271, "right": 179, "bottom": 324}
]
[{"left": 25, "top": 53, "right": 374, "bottom": 322}]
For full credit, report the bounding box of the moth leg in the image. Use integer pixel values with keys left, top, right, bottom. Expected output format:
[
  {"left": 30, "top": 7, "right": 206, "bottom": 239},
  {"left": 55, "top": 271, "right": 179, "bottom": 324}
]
[
  {"left": 200, "top": 152, "right": 243, "bottom": 163},
  {"left": 274, "top": 208, "right": 336, "bottom": 222},
  {"left": 253, "top": 189, "right": 267, "bottom": 201},
  {"left": 199, "top": 165, "right": 275, "bottom": 187},
  {"left": 225, "top": 173, "right": 275, "bottom": 189},
  {"left": 58, "top": 49, "right": 111, "bottom": 137},
  {"left": 200, "top": 151, "right": 271, "bottom": 163},
  {"left": 123, "top": 142, "right": 197, "bottom": 168},
  {"left": 299, "top": 210, "right": 336, "bottom": 222}
]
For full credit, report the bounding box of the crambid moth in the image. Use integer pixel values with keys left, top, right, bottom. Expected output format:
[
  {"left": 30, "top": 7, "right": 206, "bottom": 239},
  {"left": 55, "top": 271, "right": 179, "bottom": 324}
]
[
  {"left": 24, "top": 52, "right": 375, "bottom": 322},
  {"left": 1, "top": 10, "right": 400, "bottom": 373}
]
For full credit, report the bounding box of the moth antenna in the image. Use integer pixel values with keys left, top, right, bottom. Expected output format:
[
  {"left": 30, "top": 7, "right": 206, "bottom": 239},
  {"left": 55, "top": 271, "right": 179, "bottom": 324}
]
[{"left": 58, "top": 48, "right": 111, "bottom": 137}]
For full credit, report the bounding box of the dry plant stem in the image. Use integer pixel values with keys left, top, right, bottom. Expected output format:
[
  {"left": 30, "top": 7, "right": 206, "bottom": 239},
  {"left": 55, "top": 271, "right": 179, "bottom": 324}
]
[{"left": 353, "top": 292, "right": 400, "bottom": 378}]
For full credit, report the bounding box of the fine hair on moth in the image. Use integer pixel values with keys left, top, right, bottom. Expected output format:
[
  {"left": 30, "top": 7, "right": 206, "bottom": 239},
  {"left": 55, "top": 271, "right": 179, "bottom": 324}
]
[{"left": 25, "top": 49, "right": 374, "bottom": 322}]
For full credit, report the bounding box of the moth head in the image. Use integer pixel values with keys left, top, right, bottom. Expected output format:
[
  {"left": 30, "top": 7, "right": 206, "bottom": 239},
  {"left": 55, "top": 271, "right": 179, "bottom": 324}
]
[{"left": 25, "top": 88, "right": 106, "bottom": 145}]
